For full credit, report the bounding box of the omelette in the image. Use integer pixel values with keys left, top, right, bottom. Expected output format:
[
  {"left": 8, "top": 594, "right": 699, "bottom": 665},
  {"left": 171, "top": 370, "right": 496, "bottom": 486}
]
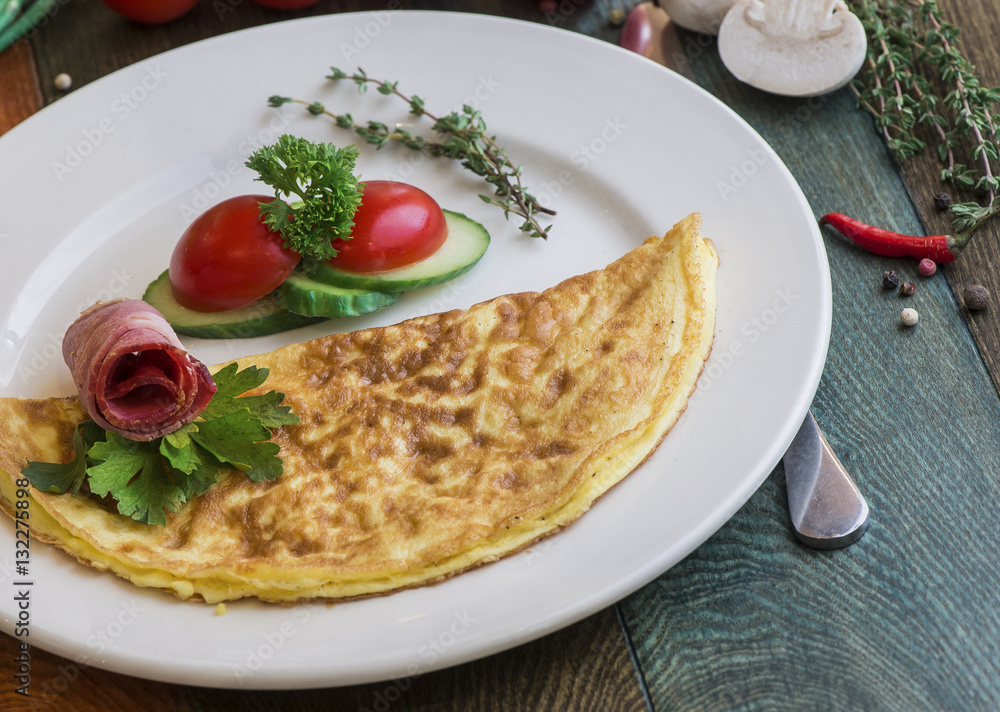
[{"left": 0, "top": 213, "right": 717, "bottom": 604}]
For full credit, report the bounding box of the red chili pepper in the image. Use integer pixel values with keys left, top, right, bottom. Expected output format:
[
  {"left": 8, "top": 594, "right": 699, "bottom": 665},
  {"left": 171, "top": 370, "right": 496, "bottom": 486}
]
[{"left": 818, "top": 213, "right": 974, "bottom": 264}]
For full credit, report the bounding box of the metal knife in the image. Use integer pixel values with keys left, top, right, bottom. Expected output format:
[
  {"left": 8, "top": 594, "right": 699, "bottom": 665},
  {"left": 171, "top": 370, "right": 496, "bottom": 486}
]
[{"left": 782, "top": 411, "right": 869, "bottom": 549}]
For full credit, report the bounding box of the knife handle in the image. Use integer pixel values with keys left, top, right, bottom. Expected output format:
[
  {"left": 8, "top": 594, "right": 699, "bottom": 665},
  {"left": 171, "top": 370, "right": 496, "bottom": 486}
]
[{"left": 783, "top": 411, "right": 870, "bottom": 549}]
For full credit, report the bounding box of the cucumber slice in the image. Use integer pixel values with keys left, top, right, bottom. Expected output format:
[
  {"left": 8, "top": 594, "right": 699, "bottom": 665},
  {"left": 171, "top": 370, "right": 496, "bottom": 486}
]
[
  {"left": 142, "top": 270, "right": 325, "bottom": 339},
  {"left": 305, "top": 209, "right": 490, "bottom": 292},
  {"left": 274, "top": 272, "right": 400, "bottom": 318}
]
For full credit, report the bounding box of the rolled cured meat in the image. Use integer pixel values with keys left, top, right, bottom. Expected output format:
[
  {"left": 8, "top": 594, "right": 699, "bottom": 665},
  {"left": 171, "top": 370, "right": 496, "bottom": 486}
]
[{"left": 62, "top": 299, "right": 217, "bottom": 441}]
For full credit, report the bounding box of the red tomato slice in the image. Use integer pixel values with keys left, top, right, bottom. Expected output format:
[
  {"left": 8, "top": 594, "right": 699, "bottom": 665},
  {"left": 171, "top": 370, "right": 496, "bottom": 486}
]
[
  {"left": 100, "top": 0, "right": 200, "bottom": 23},
  {"left": 169, "top": 195, "right": 300, "bottom": 312},
  {"left": 329, "top": 181, "right": 448, "bottom": 273}
]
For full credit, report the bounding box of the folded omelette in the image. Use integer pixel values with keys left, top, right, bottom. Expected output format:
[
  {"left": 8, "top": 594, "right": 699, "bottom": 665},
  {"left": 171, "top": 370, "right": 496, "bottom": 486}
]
[{"left": 0, "top": 214, "right": 717, "bottom": 603}]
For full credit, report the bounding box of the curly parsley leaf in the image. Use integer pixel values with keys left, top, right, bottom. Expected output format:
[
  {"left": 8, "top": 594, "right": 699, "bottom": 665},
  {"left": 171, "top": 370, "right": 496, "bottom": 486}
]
[{"left": 245, "top": 134, "right": 363, "bottom": 261}]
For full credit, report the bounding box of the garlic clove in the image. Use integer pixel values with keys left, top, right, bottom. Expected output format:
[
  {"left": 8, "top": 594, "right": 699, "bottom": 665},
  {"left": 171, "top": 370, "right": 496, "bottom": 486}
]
[
  {"left": 718, "top": 0, "right": 867, "bottom": 97},
  {"left": 658, "top": 0, "right": 737, "bottom": 35}
]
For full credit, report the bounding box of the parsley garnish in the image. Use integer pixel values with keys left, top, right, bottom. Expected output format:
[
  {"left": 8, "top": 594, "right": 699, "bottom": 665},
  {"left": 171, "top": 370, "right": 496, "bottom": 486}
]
[
  {"left": 21, "top": 364, "right": 297, "bottom": 526},
  {"left": 245, "top": 134, "right": 364, "bottom": 261}
]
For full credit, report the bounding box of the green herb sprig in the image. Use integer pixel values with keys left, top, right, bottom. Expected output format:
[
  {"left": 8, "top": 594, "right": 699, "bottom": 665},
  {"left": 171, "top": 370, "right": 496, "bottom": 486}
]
[
  {"left": 849, "top": 0, "right": 1000, "bottom": 234},
  {"left": 246, "top": 134, "right": 363, "bottom": 261},
  {"left": 21, "top": 364, "right": 297, "bottom": 526},
  {"left": 269, "top": 67, "right": 555, "bottom": 239}
]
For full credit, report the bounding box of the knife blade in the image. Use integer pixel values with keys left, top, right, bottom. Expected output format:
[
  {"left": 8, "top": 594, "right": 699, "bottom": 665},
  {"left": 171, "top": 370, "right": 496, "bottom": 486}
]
[{"left": 783, "top": 411, "right": 869, "bottom": 549}]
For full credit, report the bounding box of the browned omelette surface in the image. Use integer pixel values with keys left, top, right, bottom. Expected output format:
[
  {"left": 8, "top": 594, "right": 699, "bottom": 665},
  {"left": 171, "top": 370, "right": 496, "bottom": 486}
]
[{"left": 0, "top": 213, "right": 717, "bottom": 603}]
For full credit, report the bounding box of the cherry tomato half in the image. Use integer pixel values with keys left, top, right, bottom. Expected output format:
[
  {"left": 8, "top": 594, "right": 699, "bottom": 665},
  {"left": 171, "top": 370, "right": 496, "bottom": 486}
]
[
  {"left": 329, "top": 181, "right": 448, "bottom": 274},
  {"left": 100, "top": 0, "right": 200, "bottom": 23},
  {"left": 169, "top": 195, "right": 301, "bottom": 312}
]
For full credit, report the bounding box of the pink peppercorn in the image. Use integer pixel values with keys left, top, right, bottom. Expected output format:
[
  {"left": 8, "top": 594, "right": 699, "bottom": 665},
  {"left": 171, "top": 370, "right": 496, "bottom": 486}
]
[{"left": 918, "top": 258, "right": 937, "bottom": 277}]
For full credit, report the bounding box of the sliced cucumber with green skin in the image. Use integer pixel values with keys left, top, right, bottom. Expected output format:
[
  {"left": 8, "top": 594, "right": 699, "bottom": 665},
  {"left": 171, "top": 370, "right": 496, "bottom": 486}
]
[
  {"left": 274, "top": 272, "right": 400, "bottom": 318},
  {"left": 305, "top": 209, "right": 490, "bottom": 292},
  {"left": 143, "top": 270, "right": 325, "bottom": 339}
]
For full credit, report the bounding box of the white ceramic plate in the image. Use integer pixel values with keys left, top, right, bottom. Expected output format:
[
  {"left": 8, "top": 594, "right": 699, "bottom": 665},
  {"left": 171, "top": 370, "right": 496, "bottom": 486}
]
[{"left": 0, "top": 12, "right": 829, "bottom": 689}]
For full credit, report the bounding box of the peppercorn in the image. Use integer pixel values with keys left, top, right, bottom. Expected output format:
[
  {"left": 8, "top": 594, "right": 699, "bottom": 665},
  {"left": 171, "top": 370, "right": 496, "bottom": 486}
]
[
  {"left": 918, "top": 258, "right": 937, "bottom": 277},
  {"left": 899, "top": 281, "right": 916, "bottom": 297},
  {"left": 608, "top": 8, "right": 626, "bottom": 25},
  {"left": 54, "top": 73, "right": 72, "bottom": 91},
  {"left": 934, "top": 192, "right": 952, "bottom": 210},
  {"left": 900, "top": 308, "right": 919, "bottom": 326},
  {"left": 964, "top": 284, "right": 990, "bottom": 311},
  {"left": 882, "top": 270, "right": 900, "bottom": 289}
]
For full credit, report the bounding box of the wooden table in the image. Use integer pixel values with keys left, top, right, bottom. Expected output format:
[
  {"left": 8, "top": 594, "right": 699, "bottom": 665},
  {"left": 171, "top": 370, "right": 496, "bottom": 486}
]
[{"left": 3, "top": 1, "right": 1000, "bottom": 709}]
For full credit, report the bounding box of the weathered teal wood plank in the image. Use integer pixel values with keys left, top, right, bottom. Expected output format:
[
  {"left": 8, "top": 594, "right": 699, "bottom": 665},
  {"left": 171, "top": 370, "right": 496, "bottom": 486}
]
[{"left": 621, "top": 37, "right": 1000, "bottom": 712}]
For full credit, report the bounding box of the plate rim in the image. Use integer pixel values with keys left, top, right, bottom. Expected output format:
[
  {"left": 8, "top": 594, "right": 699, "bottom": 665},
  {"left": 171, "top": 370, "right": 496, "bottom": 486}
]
[{"left": 0, "top": 10, "right": 831, "bottom": 689}]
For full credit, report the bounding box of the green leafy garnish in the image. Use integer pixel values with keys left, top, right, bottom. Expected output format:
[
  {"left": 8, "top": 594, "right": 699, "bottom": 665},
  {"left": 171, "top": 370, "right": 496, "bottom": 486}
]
[
  {"left": 245, "top": 134, "right": 363, "bottom": 261},
  {"left": 21, "top": 365, "right": 297, "bottom": 526},
  {"left": 88, "top": 434, "right": 187, "bottom": 527},
  {"left": 21, "top": 421, "right": 104, "bottom": 495},
  {"left": 200, "top": 363, "right": 299, "bottom": 428},
  {"left": 849, "top": 0, "right": 1000, "bottom": 235},
  {"left": 269, "top": 67, "right": 555, "bottom": 239},
  {"left": 191, "top": 410, "right": 282, "bottom": 482}
]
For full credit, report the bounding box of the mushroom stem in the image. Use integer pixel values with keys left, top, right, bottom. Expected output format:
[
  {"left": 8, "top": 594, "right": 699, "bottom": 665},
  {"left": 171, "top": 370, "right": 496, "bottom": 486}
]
[
  {"left": 762, "top": 0, "right": 840, "bottom": 39},
  {"left": 718, "top": 0, "right": 867, "bottom": 96}
]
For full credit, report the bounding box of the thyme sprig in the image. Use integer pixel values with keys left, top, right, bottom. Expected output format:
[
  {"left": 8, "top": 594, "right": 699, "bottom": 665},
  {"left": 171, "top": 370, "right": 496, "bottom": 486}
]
[
  {"left": 269, "top": 67, "right": 554, "bottom": 239},
  {"left": 848, "top": 0, "right": 1000, "bottom": 235}
]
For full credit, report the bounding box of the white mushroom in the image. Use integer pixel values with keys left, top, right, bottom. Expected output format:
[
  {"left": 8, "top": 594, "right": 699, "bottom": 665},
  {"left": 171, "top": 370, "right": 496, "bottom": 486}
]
[
  {"left": 659, "top": 0, "right": 737, "bottom": 35},
  {"left": 717, "top": 0, "right": 868, "bottom": 96}
]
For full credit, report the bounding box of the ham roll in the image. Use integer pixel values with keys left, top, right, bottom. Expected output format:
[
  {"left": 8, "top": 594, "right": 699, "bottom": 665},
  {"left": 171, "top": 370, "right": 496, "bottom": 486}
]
[{"left": 62, "top": 299, "right": 217, "bottom": 441}]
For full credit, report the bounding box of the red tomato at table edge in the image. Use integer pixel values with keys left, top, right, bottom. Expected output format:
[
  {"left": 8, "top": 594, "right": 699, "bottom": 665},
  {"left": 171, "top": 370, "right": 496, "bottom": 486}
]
[
  {"left": 330, "top": 181, "right": 448, "bottom": 274},
  {"left": 169, "top": 195, "right": 301, "bottom": 312},
  {"left": 99, "top": 0, "right": 200, "bottom": 24}
]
